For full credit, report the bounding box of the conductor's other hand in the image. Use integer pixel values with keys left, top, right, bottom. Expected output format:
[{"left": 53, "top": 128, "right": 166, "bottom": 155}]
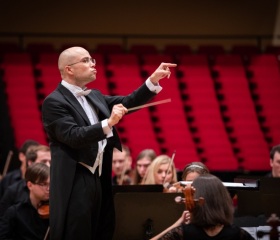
[
  {"left": 108, "top": 104, "right": 128, "bottom": 127},
  {"left": 149, "top": 62, "right": 177, "bottom": 85}
]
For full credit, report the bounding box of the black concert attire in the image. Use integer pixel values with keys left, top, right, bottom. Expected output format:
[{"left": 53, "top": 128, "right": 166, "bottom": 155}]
[
  {"left": 0, "top": 169, "right": 22, "bottom": 199},
  {"left": 0, "top": 198, "right": 49, "bottom": 240},
  {"left": 0, "top": 179, "right": 29, "bottom": 216},
  {"left": 159, "top": 224, "right": 254, "bottom": 240}
]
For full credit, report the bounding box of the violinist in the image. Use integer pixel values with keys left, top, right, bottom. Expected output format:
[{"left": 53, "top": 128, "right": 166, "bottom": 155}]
[
  {"left": 0, "top": 163, "right": 49, "bottom": 240},
  {"left": 151, "top": 174, "right": 254, "bottom": 240},
  {"left": 0, "top": 139, "right": 39, "bottom": 199},
  {"left": 167, "top": 162, "right": 209, "bottom": 193},
  {"left": 132, "top": 149, "right": 157, "bottom": 185},
  {"left": 0, "top": 144, "right": 51, "bottom": 216},
  {"left": 112, "top": 145, "right": 134, "bottom": 185},
  {"left": 141, "top": 155, "right": 177, "bottom": 185}
]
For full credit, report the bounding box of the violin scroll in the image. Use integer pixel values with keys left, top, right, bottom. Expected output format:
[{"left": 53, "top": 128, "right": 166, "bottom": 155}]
[{"left": 175, "top": 184, "right": 204, "bottom": 213}]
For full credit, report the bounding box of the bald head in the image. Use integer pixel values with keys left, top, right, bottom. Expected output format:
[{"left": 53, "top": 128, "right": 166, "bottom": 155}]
[
  {"left": 57, "top": 46, "right": 96, "bottom": 87},
  {"left": 58, "top": 47, "right": 89, "bottom": 77}
]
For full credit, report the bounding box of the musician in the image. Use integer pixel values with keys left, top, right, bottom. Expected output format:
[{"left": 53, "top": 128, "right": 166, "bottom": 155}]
[
  {"left": 41, "top": 46, "right": 177, "bottom": 240},
  {"left": 141, "top": 155, "right": 177, "bottom": 185},
  {"left": 181, "top": 162, "right": 209, "bottom": 181},
  {"left": 0, "top": 163, "right": 49, "bottom": 240},
  {"left": 167, "top": 162, "right": 209, "bottom": 193},
  {"left": 133, "top": 148, "right": 157, "bottom": 184},
  {"left": 112, "top": 145, "right": 133, "bottom": 185},
  {"left": 151, "top": 174, "right": 254, "bottom": 240},
  {"left": 0, "top": 145, "right": 51, "bottom": 216},
  {"left": 0, "top": 139, "right": 39, "bottom": 199},
  {"left": 267, "top": 144, "right": 280, "bottom": 177}
]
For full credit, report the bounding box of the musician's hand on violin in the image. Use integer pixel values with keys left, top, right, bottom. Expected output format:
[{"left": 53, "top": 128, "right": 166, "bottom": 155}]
[
  {"left": 182, "top": 210, "right": 191, "bottom": 224},
  {"left": 166, "top": 186, "right": 177, "bottom": 193},
  {"left": 172, "top": 210, "right": 190, "bottom": 228},
  {"left": 149, "top": 62, "right": 177, "bottom": 84}
]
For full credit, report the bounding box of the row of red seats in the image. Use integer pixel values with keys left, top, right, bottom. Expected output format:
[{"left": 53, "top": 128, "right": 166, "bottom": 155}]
[
  {"left": 1, "top": 53, "right": 47, "bottom": 147},
  {"left": 1, "top": 42, "right": 280, "bottom": 56},
  {"left": 1, "top": 52, "right": 279, "bottom": 171}
]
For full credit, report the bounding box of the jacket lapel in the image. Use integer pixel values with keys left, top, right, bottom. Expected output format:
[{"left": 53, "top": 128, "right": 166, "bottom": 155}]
[
  {"left": 86, "top": 92, "right": 110, "bottom": 120},
  {"left": 57, "top": 84, "right": 91, "bottom": 125}
]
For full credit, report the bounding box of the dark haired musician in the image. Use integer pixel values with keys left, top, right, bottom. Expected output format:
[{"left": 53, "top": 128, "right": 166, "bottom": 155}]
[
  {"left": 151, "top": 174, "right": 254, "bottom": 240},
  {"left": 0, "top": 163, "right": 49, "bottom": 240},
  {"left": 267, "top": 144, "right": 280, "bottom": 177}
]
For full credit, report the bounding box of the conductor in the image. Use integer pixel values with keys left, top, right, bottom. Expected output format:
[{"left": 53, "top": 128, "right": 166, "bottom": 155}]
[{"left": 41, "top": 46, "right": 176, "bottom": 240}]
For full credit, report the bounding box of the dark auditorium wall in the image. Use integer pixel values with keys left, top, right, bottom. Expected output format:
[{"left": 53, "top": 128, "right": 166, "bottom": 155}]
[{"left": 0, "top": 0, "right": 278, "bottom": 50}]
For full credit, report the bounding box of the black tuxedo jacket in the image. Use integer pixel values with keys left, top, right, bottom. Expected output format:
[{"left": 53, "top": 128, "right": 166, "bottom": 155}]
[{"left": 42, "top": 82, "right": 156, "bottom": 240}]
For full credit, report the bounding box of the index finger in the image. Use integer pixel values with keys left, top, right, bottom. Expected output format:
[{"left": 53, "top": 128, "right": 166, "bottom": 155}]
[{"left": 162, "top": 62, "right": 177, "bottom": 68}]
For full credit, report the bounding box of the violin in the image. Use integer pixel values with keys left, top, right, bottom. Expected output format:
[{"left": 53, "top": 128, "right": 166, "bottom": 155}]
[
  {"left": 37, "top": 201, "right": 50, "bottom": 219},
  {"left": 175, "top": 184, "right": 204, "bottom": 213}
]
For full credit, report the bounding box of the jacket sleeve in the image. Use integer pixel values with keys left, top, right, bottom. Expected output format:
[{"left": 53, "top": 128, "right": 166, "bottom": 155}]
[{"left": 42, "top": 96, "right": 106, "bottom": 149}]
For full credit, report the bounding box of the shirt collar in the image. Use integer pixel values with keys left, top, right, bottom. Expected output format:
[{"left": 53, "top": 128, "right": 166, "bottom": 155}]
[{"left": 61, "top": 80, "right": 85, "bottom": 97}]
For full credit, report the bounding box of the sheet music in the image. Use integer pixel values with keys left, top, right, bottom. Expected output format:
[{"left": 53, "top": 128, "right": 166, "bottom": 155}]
[
  {"left": 180, "top": 181, "right": 258, "bottom": 188},
  {"left": 241, "top": 226, "right": 280, "bottom": 240},
  {"left": 241, "top": 227, "right": 258, "bottom": 239}
]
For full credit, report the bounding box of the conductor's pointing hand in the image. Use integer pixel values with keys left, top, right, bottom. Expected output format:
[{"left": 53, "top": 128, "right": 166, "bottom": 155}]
[{"left": 149, "top": 62, "right": 177, "bottom": 85}]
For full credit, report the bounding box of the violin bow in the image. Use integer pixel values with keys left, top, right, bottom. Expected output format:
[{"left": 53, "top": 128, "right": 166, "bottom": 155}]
[
  {"left": 163, "top": 150, "right": 176, "bottom": 186},
  {"left": 44, "top": 226, "right": 50, "bottom": 240},
  {"left": 1, "top": 150, "right": 13, "bottom": 178}
]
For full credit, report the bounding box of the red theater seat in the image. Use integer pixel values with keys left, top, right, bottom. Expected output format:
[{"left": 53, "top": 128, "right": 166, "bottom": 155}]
[
  {"left": 214, "top": 55, "right": 269, "bottom": 170},
  {"left": 247, "top": 54, "right": 280, "bottom": 146},
  {"left": 177, "top": 55, "right": 237, "bottom": 170},
  {"left": 106, "top": 53, "right": 160, "bottom": 159},
  {"left": 2, "top": 53, "right": 47, "bottom": 147}
]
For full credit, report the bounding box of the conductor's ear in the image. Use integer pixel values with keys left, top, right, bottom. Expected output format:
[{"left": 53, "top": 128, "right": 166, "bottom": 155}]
[{"left": 65, "top": 65, "right": 74, "bottom": 76}]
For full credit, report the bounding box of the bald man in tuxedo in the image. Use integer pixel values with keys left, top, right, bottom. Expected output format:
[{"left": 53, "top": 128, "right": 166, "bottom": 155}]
[{"left": 42, "top": 46, "right": 176, "bottom": 240}]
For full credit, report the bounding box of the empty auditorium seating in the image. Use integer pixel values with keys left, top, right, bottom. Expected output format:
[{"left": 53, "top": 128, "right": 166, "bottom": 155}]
[
  {"left": 213, "top": 55, "right": 270, "bottom": 170},
  {"left": 35, "top": 53, "right": 61, "bottom": 97},
  {"left": 265, "top": 45, "right": 280, "bottom": 55},
  {"left": 247, "top": 54, "right": 280, "bottom": 146},
  {"left": 141, "top": 54, "right": 200, "bottom": 169},
  {"left": 129, "top": 44, "right": 158, "bottom": 54},
  {"left": 0, "top": 42, "right": 20, "bottom": 55},
  {"left": 197, "top": 44, "right": 225, "bottom": 56},
  {"left": 163, "top": 44, "right": 192, "bottom": 56},
  {"left": 177, "top": 55, "right": 238, "bottom": 170},
  {"left": 106, "top": 53, "right": 161, "bottom": 160},
  {"left": 59, "top": 43, "right": 89, "bottom": 52},
  {"left": 0, "top": 42, "right": 21, "bottom": 63},
  {"left": 1, "top": 42, "right": 278, "bottom": 172},
  {"left": 1, "top": 53, "right": 47, "bottom": 147},
  {"left": 106, "top": 53, "right": 142, "bottom": 94},
  {"left": 26, "top": 43, "right": 56, "bottom": 54},
  {"left": 231, "top": 44, "right": 261, "bottom": 60},
  {"left": 94, "top": 44, "right": 124, "bottom": 54}
]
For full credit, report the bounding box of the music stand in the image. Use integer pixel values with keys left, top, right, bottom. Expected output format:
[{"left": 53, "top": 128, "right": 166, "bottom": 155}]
[
  {"left": 260, "top": 177, "right": 280, "bottom": 193},
  {"left": 113, "top": 192, "right": 185, "bottom": 240}
]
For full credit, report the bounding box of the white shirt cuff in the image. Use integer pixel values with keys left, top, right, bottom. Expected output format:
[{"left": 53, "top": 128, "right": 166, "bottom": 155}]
[
  {"left": 102, "top": 119, "right": 113, "bottom": 138},
  {"left": 146, "top": 78, "right": 162, "bottom": 94}
]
